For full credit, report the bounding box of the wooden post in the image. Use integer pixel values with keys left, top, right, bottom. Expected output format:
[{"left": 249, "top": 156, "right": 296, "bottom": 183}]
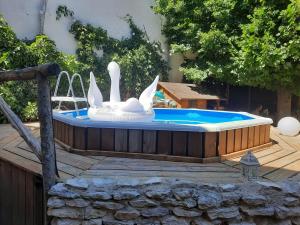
[
  {"left": 0, "top": 63, "right": 60, "bottom": 225},
  {"left": 36, "top": 72, "right": 57, "bottom": 225}
]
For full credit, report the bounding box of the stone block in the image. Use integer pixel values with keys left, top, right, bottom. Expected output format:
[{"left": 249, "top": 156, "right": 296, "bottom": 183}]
[
  {"left": 129, "top": 197, "right": 157, "bottom": 208},
  {"left": 172, "top": 207, "right": 202, "bottom": 217},
  {"left": 48, "top": 197, "right": 66, "bottom": 208},
  {"left": 66, "top": 198, "right": 89, "bottom": 208},
  {"left": 93, "top": 201, "right": 124, "bottom": 211},
  {"left": 141, "top": 207, "right": 169, "bottom": 218},
  {"left": 48, "top": 207, "right": 84, "bottom": 219},
  {"left": 114, "top": 208, "right": 140, "bottom": 220},
  {"left": 82, "top": 191, "right": 112, "bottom": 200},
  {"left": 84, "top": 206, "right": 107, "bottom": 219},
  {"left": 207, "top": 206, "right": 239, "bottom": 220},
  {"left": 113, "top": 190, "right": 140, "bottom": 200}
]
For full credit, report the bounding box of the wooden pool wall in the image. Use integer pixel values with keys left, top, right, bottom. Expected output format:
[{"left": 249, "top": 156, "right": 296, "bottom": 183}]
[{"left": 53, "top": 119, "right": 271, "bottom": 162}]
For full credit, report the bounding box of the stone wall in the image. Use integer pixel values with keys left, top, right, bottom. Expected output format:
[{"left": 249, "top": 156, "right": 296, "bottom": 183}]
[{"left": 48, "top": 178, "right": 300, "bottom": 225}]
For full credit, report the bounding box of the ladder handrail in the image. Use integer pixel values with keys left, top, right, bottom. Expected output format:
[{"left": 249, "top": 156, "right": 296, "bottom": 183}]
[{"left": 53, "top": 71, "right": 88, "bottom": 116}]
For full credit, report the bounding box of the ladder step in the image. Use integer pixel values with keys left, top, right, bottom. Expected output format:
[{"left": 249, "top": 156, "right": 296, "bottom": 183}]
[{"left": 51, "top": 96, "right": 87, "bottom": 102}]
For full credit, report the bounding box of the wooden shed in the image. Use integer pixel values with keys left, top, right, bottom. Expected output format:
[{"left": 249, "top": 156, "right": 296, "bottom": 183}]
[{"left": 157, "top": 82, "right": 224, "bottom": 109}]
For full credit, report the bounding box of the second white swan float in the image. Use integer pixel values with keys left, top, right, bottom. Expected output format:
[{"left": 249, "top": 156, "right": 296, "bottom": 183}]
[{"left": 87, "top": 61, "right": 159, "bottom": 122}]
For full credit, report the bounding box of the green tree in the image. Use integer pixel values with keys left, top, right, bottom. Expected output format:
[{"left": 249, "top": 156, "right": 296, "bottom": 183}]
[{"left": 154, "top": 0, "right": 300, "bottom": 118}]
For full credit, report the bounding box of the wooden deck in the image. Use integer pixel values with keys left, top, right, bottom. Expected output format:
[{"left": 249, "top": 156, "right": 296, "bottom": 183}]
[{"left": 0, "top": 124, "right": 299, "bottom": 183}]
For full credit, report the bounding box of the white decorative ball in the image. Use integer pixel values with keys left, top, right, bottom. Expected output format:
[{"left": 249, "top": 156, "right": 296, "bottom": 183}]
[{"left": 277, "top": 117, "right": 300, "bottom": 136}]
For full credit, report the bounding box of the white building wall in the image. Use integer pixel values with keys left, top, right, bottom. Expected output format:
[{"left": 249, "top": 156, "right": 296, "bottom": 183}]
[{"left": 0, "top": 0, "right": 182, "bottom": 81}]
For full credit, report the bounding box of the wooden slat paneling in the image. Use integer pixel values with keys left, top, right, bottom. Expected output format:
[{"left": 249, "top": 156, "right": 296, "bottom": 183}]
[
  {"left": 265, "top": 124, "right": 271, "bottom": 143},
  {"left": 128, "top": 130, "right": 142, "bottom": 153},
  {"left": 226, "top": 130, "right": 235, "bottom": 154},
  {"left": 0, "top": 160, "right": 43, "bottom": 225},
  {"left": 248, "top": 127, "right": 255, "bottom": 148},
  {"left": 204, "top": 132, "right": 217, "bottom": 158},
  {"left": 234, "top": 129, "right": 242, "bottom": 152},
  {"left": 254, "top": 126, "right": 260, "bottom": 146},
  {"left": 101, "top": 128, "right": 114, "bottom": 151},
  {"left": 259, "top": 125, "right": 266, "bottom": 145},
  {"left": 0, "top": 160, "right": 12, "bottom": 225},
  {"left": 25, "top": 173, "right": 34, "bottom": 225},
  {"left": 187, "top": 132, "right": 203, "bottom": 157},
  {"left": 172, "top": 131, "right": 187, "bottom": 156},
  {"left": 143, "top": 130, "right": 156, "bottom": 154},
  {"left": 241, "top": 128, "right": 248, "bottom": 150},
  {"left": 68, "top": 125, "right": 74, "bottom": 147},
  {"left": 74, "top": 127, "right": 86, "bottom": 150},
  {"left": 157, "top": 131, "right": 172, "bottom": 155},
  {"left": 115, "top": 129, "right": 128, "bottom": 152},
  {"left": 87, "top": 128, "right": 100, "bottom": 150},
  {"left": 218, "top": 131, "right": 227, "bottom": 156}
]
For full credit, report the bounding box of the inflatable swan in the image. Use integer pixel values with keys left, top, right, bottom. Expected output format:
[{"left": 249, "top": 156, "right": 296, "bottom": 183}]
[{"left": 87, "top": 61, "right": 159, "bottom": 122}]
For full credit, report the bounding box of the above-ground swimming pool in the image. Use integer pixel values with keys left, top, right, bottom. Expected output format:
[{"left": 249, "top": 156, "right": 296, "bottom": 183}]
[{"left": 53, "top": 108, "right": 273, "bottom": 162}]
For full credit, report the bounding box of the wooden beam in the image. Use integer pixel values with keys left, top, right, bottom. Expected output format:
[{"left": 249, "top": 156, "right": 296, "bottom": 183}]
[
  {"left": 36, "top": 72, "right": 57, "bottom": 225},
  {"left": 0, "top": 63, "right": 60, "bottom": 82},
  {"left": 0, "top": 96, "right": 42, "bottom": 161}
]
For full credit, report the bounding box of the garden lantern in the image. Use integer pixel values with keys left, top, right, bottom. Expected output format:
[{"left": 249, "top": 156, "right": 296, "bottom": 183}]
[{"left": 240, "top": 151, "right": 260, "bottom": 181}]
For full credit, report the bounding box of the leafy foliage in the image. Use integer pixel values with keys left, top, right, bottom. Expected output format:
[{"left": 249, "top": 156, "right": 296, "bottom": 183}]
[
  {"left": 68, "top": 15, "right": 168, "bottom": 99},
  {"left": 0, "top": 15, "right": 87, "bottom": 122},
  {"left": 0, "top": 11, "right": 168, "bottom": 123},
  {"left": 153, "top": 0, "right": 300, "bottom": 93}
]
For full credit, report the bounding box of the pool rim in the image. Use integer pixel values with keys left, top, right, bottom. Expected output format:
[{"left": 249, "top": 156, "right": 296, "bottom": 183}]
[{"left": 52, "top": 108, "right": 273, "bottom": 132}]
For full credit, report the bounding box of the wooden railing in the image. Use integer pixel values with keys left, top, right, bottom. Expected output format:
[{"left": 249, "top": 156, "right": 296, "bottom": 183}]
[{"left": 0, "top": 63, "right": 60, "bottom": 225}]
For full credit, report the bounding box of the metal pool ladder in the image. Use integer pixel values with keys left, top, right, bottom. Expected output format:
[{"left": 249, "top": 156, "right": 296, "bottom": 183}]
[{"left": 51, "top": 71, "right": 88, "bottom": 116}]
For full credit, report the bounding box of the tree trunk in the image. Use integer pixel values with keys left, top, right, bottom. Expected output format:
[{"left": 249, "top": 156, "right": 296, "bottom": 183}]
[{"left": 277, "top": 87, "right": 292, "bottom": 121}]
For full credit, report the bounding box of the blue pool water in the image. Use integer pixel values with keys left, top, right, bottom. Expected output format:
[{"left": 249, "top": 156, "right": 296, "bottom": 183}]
[{"left": 61, "top": 108, "right": 254, "bottom": 125}]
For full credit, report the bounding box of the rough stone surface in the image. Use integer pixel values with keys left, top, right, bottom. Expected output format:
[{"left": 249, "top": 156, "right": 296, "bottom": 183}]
[
  {"left": 48, "top": 207, "right": 84, "bottom": 219},
  {"left": 82, "top": 191, "right": 112, "bottom": 200},
  {"left": 66, "top": 198, "right": 89, "bottom": 208},
  {"left": 114, "top": 208, "right": 140, "bottom": 220},
  {"left": 141, "top": 207, "right": 169, "bottom": 218},
  {"left": 113, "top": 190, "right": 140, "bottom": 200},
  {"left": 48, "top": 178, "right": 300, "bottom": 225},
  {"left": 284, "top": 197, "right": 299, "bottom": 207},
  {"left": 66, "top": 178, "right": 89, "bottom": 190},
  {"left": 51, "top": 218, "right": 82, "bottom": 225},
  {"left": 82, "top": 219, "right": 103, "bottom": 225},
  {"left": 207, "top": 206, "right": 240, "bottom": 220},
  {"left": 48, "top": 197, "right": 65, "bottom": 208},
  {"left": 129, "top": 197, "right": 157, "bottom": 208},
  {"left": 242, "top": 193, "right": 267, "bottom": 206},
  {"left": 49, "top": 183, "right": 80, "bottom": 199},
  {"left": 241, "top": 206, "right": 275, "bottom": 216},
  {"left": 161, "top": 215, "right": 189, "bottom": 225},
  {"left": 222, "top": 192, "right": 241, "bottom": 205},
  {"left": 172, "top": 207, "right": 202, "bottom": 217},
  {"left": 145, "top": 189, "right": 171, "bottom": 200},
  {"left": 173, "top": 188, "right": 193, "bottom": 200},
  {"left": 192, "top": 218, "right": 214, "bottom": 225},
  {"left": 84, "top": 206, "right": 106, "bottom": 219},
  {"left": 93, "top": 201, "right": 124, "bottom": 210},
  {"left": 197, "top": 192, "right": 222, "bottom": 209},
  {"left": 182, "top": 198, "right": 197, "bottom": 208}
]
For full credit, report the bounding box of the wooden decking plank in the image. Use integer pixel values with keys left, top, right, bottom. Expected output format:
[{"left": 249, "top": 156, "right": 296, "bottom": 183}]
[
  {"left": 90, "top": 164, "right": 239, "bottom": 172},
  {"left": 82, "top": 170, "right": 241, "bottom": 179},
  {"left": 4, "top": 146, "right": 84, "bottom": 176},
  {"left": 259, "top": 152, "right": 300, "bottom": 177},
  {"left": 18, "top": 142, "right": 99, "bottom": 170},
  {"left": 264, "top": 159, "right": 300, "bottom": 181},
  {"left": 222, "top": 144, "right": 282, "bottom": 167}
]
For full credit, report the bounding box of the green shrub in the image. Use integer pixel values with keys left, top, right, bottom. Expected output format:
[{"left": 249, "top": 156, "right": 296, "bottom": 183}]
[{"left": 0, "top": 11, "right": 167, "bottom": 123}]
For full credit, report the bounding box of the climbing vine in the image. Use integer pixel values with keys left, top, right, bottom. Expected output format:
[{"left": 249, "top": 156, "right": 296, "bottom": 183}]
[{"left": 57, "top": 7, "right": 168, "bottom": 98}]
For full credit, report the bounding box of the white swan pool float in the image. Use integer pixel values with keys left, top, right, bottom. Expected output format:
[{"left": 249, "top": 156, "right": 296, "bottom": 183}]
[{"left": 87, "top": 61, "right": 159, "bottom": 122}]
